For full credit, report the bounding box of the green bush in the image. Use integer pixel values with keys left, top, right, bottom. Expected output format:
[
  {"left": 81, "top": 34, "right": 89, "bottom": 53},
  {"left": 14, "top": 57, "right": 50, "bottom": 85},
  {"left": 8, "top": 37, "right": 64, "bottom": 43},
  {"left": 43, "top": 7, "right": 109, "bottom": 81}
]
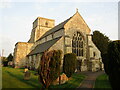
[
  {"left": 101, "top": 53, "right": 110, "bottom": 75},
  {"left": 38, "top": 50, "right": 62, "bottom": 88},
  {"left": 2, "top": 53, "right": 13, "bottom": 67},
  {"left": 63, "top": 53, "right": 77, "bottom": 78},
  {"left": 2, "top": 57, "right": 8, "bottom": 66},
  {"left": 107, "top": 40, "right": 120, "bottom": 89},
  {"left": 92, "top": 30, "right": 110, "bottom": 54}
]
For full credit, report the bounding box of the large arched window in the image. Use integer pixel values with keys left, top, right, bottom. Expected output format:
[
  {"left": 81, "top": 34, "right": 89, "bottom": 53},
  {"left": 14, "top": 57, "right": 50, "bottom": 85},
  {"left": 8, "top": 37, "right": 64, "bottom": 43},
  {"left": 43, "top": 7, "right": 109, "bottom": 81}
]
[{"left": 72, "top": 32, "right": 84, "bottom": 56}]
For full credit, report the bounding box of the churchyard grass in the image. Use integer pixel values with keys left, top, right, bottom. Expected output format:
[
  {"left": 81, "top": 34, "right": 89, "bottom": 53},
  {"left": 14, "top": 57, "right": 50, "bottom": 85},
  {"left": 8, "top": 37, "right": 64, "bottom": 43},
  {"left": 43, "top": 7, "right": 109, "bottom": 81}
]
[
  {"left": 2, "top": 67, "right": 41, "bottom": 88},
  {"left": 2, "top": 67, "right": 85, "bottom": 88},
  {"left": 50, "top": 73, "right": 85, "bottom": 88},
  {"left": 94, "top": 73, "right": 112, "bottom": 89}
]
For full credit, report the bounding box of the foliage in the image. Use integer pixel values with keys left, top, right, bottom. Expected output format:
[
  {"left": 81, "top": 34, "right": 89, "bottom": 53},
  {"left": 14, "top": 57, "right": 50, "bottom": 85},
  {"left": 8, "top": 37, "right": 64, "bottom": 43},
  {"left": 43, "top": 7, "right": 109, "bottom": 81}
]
[
  {"left": 92, "top": 30, "right": 111, "bottom": 75},
  {"left": 94, "top": 74, "right": 112, "bottom": 89},
  {"left": 2, "top": 53, "right": 13, "bottom": 66},
  {"left": 106, "top": 40, "right": 120, "bottom": 89},
  {"left": 38, "top": 50, "right": 62, "bottom": 88},
  {"left": 7, "top": 53, "right": 13, "bottom": 62},
  {"left": 1, "top": 57, "right": 7, "bottom": 66},
  {"left": 101, "top": 53, "right": 110, "bottom": 75},
  {"left": 63, "top": 53, "right": 77, "bottom": 78},
  {"left": 92, "top": 30, "right": 110, "bottom": 54}
]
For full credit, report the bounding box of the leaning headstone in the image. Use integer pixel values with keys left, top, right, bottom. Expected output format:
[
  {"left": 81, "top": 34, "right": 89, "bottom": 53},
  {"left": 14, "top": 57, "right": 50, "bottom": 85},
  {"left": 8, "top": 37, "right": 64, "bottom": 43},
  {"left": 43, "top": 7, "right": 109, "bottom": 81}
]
[
  {"left": 24, "top": 71, "right": 31, "bottom": 80},
  {"left": 52, "top": 73, "right": 68, "bottom": 85},
  {"left": 60, "top": 73, "right": 69, "bottom": 84}
]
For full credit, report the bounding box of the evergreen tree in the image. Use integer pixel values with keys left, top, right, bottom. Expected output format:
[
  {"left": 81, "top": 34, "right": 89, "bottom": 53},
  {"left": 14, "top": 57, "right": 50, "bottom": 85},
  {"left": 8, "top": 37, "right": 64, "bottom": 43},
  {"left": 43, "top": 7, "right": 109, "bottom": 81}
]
[
  {"left": 63, "top": 53, "right": 77, "bottom": 78},
  {"left": 92, "top": 30, "right": 110, "bottom": 75},
  {"left": 38, "top": 50, "right": 62, "bottom": 88},
  {"left": 7, "top": 53, "right": 13, "bottom": 62},
  {"left": 92, "top": 30, "right": 110, "bottom": 54},
  {"left": 107, "top": 40, "right": 120, "bottom": 89},
  {"left": 2, "top": 53, "right": 13, "bottom": 66}
]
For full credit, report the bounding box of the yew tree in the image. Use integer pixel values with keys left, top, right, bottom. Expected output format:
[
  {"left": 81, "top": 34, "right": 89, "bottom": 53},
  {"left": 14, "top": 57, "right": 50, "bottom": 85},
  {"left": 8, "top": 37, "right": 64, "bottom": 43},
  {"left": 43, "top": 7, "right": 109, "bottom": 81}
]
[
  {"left": 38, "top": 50, "right": 62, "bottom": 88},
  {"left": 63, "top": 53, "right": 77, "bottom": 78}
]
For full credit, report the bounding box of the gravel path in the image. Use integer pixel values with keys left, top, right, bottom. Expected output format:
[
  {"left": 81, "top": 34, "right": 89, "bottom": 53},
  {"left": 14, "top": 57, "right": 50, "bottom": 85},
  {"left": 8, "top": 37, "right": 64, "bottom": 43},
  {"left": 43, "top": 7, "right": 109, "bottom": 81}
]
[{"left": 76, "top": 71, "right": 104, "bottom": 89}]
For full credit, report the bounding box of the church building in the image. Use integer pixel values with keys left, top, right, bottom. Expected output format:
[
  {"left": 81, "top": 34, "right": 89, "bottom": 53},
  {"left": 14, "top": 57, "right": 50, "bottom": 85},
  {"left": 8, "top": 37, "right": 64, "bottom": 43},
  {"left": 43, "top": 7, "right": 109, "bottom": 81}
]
[{"left": 13, "top": 10, "right": 103, "bottom": 72}]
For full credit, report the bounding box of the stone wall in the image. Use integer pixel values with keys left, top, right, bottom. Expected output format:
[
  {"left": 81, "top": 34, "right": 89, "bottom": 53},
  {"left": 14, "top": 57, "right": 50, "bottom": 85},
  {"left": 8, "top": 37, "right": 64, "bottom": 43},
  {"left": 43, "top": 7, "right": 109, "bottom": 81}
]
[
  {"left": 87, "top": 35, "right": 101, "bottom": 59},
  {"left": 14, "top": 42, "right": 34, "bottom": 68},
  {"left": 28, "top": 17, "right": 55, "bottom": 43},
  {"left": 87, "top": 35, "right": 103, "bottom": 71},
  {"left": 64, "top": 12, "right": 91, "bottom": 35},
  {"left": 49, "top": 37, "right": 64, "bottom": 56},
  {"left": 64, "top": 11, "right": 88, "bottom": 59},
  {"left": 63, "top": 12, "right": 102, "bottom": 72},
  {"left": 64, "top": 12, "right": 88, "bottom": 71}
]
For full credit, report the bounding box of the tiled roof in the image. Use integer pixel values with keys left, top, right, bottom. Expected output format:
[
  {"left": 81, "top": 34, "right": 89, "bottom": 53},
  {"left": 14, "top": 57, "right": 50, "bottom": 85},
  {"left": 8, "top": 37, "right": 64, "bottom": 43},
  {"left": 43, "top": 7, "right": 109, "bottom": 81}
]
[{"left": 28, "top": 37, "right": 62, "bottom": 56}]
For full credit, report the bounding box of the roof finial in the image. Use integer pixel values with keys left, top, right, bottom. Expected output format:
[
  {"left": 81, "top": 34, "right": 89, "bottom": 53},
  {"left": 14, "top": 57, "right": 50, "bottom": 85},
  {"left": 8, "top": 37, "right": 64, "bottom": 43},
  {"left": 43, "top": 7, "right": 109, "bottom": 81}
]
[{"left": 76, "top": 8, "right": 78, "bottom": 12}]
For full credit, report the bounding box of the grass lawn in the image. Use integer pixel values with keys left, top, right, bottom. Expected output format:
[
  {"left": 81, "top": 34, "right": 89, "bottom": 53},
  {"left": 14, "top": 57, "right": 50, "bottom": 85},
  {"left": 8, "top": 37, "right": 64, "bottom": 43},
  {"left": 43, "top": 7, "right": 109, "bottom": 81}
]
[
  {"left": 2, "top": 67, "right": 41, "bottom": 88},
  {"left": 2, "top": 67, "right": 85, "bottom": 88},
  {"left": 50, "top": 73, "right": 85, "bottom": 88},
  {"left": 94, "top": 73, "right": 112, "bottom": 89}
]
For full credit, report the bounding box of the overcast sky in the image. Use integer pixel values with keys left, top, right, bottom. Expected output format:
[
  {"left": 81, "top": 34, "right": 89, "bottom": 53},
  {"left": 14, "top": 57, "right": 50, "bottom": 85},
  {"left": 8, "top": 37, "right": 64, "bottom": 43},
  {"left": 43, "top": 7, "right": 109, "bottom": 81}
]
[{"left": 0, "top": 0, "right": 119, "bottom": 56}]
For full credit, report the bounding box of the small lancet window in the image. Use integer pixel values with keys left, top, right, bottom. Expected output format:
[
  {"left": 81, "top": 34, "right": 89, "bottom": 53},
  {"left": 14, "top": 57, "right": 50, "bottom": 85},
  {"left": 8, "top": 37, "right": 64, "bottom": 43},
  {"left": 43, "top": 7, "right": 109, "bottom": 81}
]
[
  {"left": 45, "top": 21, "right": 48, "bottom": 26},
  {"left": 93, "top": 52, "right": 96, "bottom": 57}
]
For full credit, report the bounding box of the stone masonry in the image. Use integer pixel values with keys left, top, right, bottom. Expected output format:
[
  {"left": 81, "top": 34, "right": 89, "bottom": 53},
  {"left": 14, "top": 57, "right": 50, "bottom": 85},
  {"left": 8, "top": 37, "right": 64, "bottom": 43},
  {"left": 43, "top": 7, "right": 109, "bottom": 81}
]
[{"left": 14, "top": 10, "right": 104, "bottom": 72}]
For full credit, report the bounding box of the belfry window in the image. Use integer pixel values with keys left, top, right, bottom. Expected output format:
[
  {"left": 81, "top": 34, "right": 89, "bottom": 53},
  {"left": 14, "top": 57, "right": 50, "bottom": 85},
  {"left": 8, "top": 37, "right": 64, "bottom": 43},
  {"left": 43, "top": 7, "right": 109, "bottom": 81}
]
[
  {"left": 45, "top": 21, "right": 48, "bottom": 26},
  {"left": 72, "top": 32, "right": 84, "bottom": 56}
]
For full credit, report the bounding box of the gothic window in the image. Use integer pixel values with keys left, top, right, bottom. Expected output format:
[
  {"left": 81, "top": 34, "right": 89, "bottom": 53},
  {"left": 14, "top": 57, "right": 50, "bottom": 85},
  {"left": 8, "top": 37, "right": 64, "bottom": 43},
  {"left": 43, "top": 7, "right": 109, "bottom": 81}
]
[{"left": 72, "top": 32, "right": 84, "bottom": 56}]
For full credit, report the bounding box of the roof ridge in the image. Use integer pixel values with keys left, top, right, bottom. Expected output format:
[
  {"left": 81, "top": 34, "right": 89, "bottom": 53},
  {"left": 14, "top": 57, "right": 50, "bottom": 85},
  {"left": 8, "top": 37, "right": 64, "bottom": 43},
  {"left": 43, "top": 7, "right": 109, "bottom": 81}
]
[{"left": 36, "top": 17, "right": 72, "bottom": 42}]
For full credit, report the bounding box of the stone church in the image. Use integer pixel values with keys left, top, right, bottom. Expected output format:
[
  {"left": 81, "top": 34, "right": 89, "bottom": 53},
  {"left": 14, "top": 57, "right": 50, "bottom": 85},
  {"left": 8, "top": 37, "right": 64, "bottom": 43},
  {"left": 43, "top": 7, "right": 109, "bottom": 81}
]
[{"left": 14, "top": 10, "right": 103, "bottom": 72}]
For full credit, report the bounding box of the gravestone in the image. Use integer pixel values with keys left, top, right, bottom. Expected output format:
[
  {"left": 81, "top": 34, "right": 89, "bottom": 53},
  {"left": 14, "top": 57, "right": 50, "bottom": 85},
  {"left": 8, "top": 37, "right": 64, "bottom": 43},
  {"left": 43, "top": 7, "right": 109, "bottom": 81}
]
[
  {"left": 24, "top": 68, "right": 28, "bottom": 73},
  {"left": 52, "top": 73, "right": 68, "bottom": 85},
  {"left": 24, "top": 71, "right": 31, "bottom": 80}
]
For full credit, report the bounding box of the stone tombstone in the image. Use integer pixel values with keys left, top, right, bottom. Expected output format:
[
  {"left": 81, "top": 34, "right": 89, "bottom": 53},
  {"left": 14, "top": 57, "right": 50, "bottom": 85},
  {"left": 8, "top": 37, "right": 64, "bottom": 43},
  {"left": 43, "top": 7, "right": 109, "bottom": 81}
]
[
  {"left": 52, "top": 73, "right": 68, "bottom": 85},
  {"left": 24, "top": 71, "right": 31, "bottom": 80},
  {"left": 24, "top": 68, "right": 28, "bottom": 73}
]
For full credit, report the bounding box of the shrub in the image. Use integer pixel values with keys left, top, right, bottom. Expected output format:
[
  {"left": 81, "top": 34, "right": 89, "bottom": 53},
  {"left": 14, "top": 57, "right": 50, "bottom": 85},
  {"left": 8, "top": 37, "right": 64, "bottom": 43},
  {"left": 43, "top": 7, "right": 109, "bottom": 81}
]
[
  {"left": 2, "top": 57, "right": 8, "bottom": 66},
  {"left": 38, "top": 50, "right": 62, "bottom": 88},
  {"left": 2, "top": 53, "right": 13, "bottom": 67},
  {"left": 107, "top": 40, "right": 120, "bottom": 89},
  {"left": 63, "top": 53, "right": 77, "bottom": 78}
]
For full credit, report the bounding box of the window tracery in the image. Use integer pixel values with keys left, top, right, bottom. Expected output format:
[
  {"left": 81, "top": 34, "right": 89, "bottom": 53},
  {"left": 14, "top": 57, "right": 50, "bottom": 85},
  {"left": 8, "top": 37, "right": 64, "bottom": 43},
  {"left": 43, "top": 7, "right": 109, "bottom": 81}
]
[{"left": 72, "top": 32, "right": 84, "bottom": 56}]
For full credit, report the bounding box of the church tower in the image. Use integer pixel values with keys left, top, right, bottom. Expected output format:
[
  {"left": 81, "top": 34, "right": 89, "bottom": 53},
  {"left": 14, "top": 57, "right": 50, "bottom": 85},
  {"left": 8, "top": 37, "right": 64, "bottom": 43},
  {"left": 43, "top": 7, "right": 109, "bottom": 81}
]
[{"left": 28, "top": 17, "right": 55, "bottom": 43}]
